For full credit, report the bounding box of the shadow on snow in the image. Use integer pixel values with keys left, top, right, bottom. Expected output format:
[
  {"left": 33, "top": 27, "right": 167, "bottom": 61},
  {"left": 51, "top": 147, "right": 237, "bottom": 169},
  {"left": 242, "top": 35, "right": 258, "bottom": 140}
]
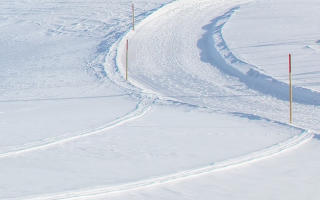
[{"left": 197, "top": 7, "right": 320, "bottom": 106}]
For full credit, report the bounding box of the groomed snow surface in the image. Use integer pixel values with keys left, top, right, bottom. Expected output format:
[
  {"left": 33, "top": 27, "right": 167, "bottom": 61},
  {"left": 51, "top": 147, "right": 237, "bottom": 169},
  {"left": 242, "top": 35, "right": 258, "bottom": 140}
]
[{"left": 1, "top": 0, "right": 320, "bottom": 199}]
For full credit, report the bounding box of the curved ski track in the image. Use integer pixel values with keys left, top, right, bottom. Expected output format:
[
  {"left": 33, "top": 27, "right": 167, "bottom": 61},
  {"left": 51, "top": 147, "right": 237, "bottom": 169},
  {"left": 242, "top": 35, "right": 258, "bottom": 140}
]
[
  {"left": 113, "top": 0, "right": 314, "bottom": 195},
  {"left": 0, "top": 99, "right": 152, "bottom": 159},
  {"left": 17, "top": 131, "right": 313, "bottom": 200},
  {"left": 10, "top": 0, "right": 316, "bottom": 199}
]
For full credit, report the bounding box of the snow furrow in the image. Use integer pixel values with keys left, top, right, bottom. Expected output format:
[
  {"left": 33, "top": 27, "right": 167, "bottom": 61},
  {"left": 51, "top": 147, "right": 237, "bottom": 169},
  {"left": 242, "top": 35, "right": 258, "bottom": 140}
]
[
  {"left": 11, "top": 0, "right": 316, "bottom": 198},
  {"left": 0, "top": 99, "right": 152, "bottom": 159},
  {"left": 208, "top": 7, "right": 320, "bottom": 105},
  {"left": 2, "top": 0, "right": 317, "bottom": 199},
  {"left": 16, "top": 130, "right": 314, "bottom": 200}
]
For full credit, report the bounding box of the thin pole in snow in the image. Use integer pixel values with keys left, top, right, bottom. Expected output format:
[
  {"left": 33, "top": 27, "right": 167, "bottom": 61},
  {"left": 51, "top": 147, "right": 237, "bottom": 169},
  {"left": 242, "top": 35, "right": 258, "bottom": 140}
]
[{"left": 289, "top": 53, "right": 293, "bottom": 124}]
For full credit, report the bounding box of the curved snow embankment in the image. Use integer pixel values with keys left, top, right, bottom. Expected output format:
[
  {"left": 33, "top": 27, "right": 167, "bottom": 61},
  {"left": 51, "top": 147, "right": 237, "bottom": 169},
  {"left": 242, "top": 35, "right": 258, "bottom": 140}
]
[
  {"left": 0, "top": 98, "right": 152, "bottom": 159},
  {"left": 202, "top": 7, "right": 320, "bottom": 106},
  {"left": 113, "top": 0, "right": 315, "bottom": 183},
  {"left": 11, "top": 1, "right": 317, "bottom": 199},
  {"left": 114, "top": 0, "right": 317, "bottom": 143},
  {"left": 0, "top": 1, "right": 177, "bottom": 159},
  {"left": 17, "top": 131, "right": 313, "bottom": 200}
]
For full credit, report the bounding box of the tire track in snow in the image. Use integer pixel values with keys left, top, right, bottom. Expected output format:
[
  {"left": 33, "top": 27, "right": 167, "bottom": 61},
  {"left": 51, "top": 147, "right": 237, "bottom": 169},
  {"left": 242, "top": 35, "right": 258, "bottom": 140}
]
[
  {"left": 0, "top": 98, "right": 152, "bottom": 159},
  {"left": 16, "top": 130, "right": 314, "bottom": 200}
]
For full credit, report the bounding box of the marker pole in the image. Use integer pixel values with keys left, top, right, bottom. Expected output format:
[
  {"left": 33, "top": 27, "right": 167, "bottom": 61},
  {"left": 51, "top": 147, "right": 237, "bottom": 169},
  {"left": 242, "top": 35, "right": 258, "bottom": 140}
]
[{"left": 289, "top": 54, "right": 292, "bottom": 124}]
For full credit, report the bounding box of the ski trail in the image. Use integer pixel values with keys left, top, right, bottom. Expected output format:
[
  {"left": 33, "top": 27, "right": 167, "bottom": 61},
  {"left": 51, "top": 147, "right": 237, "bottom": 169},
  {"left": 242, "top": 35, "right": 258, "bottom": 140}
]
[
  {"left": 0, "top": 98, "right": 152, "bottom": 159},
  {"left": 0, "top": 0, "right": 176, "bottom": 160},
  {"left": 105, "top": 0, "right": 317, "bottom": 195},
  {"left": 5, "top": 0, "right": 317, "bottom": 199},
  {"left": 15, "top": 130, "right": 314, "bottom": 200},
  {"left": 204, "top": 7, "right": 320, "bottom": 105},
  {"left": 0, "top": 1, "right": 172, "bottom": 159}
]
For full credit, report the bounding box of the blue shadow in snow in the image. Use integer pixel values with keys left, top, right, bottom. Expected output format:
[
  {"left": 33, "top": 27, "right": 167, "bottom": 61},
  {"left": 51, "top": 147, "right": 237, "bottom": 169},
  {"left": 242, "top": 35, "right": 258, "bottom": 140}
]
[
  {"left": 0, "top": 94, "right": 132, "bottom": 103},
  {"left": 91, "top": 1, "right": 176, "bottom": 79},
  {"left": 313, "top": 134, "right": 320, "bottom": 140},
  {"left": 197, "top": 7, "right": 320, "bottom": 106},
  {"left": 232, "top": 112, "right": 263, "bottom": 121},
  {"left": 232, "top": 111, "right": 305, "bottom": 132}
]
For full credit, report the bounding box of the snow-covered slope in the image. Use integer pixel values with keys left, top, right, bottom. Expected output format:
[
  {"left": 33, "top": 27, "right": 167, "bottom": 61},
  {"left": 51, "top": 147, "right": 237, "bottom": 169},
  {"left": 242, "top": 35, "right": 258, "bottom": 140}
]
[
  {"left": 223, "top": 0, "right": 320, "bottom": 92},
  {"left": 0, "top": 0, "right": 319, "bottom": 199},
  {"left": 118, "top": 0, "right": 320, "bottom": 132},
  {"left": 0, "top": 0, "right": 171, "bottom": 159}
]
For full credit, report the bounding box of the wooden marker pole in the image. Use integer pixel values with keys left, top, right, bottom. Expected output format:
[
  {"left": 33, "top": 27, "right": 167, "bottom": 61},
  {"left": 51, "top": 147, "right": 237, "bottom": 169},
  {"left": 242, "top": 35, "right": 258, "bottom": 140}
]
[
  {"left": 289, "top": 54, "right": 293, "bottom": 124},
  {"left": 132, "top": 3, "right": 135, "bottom": 31},
  {"left": 126, "top": 39, "right": 129, "bottom": 81}
]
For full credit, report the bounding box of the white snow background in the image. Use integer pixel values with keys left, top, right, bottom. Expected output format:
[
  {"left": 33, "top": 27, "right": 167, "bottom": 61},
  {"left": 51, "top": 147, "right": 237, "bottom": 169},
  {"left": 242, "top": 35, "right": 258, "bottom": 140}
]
[{"left": 0, "top": 0, "right": 320, "bottom": 199}]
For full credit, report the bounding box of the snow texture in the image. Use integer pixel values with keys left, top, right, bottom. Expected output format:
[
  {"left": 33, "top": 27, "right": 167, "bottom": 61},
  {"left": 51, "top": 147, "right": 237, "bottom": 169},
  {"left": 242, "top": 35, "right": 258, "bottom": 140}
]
[{"left": 0, "top": 0, "right": 320, "bottom": 199}]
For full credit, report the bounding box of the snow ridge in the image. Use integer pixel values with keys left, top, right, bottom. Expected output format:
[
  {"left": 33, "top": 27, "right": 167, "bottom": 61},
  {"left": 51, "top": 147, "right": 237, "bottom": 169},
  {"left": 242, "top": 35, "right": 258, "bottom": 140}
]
[
  {"left": 16, "top": 130, "right": 313, "bottom": 200},
  {"left": 0, "top": 98, "right": 152, "bottom": 159},
  {"left": 202, "top": 7, "right": 320, "bottom": 105},
  {"left": 7, "top": 1, "right": 317, "bottom": 199}
]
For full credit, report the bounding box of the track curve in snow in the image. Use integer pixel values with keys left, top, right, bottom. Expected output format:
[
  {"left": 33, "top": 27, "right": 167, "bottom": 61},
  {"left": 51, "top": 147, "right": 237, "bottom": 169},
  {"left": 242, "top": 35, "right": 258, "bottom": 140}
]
[
  {"left": 202, "top": 7, "right": 320, "bottom": 105},
  {"left": 17, "top": 130, "right": 313, "bottom": 200},
  {"left": 113, "top": 0, "right": 317, "bottom": 156},
  {"left": 11, "top": 1, "right": 318, "bottom": 199},
  {"left": 0, "top": 98, "right": 152, "bottom": 159},
  {"left": 117, "top": 1, "right": 320, "bottom": 106}
]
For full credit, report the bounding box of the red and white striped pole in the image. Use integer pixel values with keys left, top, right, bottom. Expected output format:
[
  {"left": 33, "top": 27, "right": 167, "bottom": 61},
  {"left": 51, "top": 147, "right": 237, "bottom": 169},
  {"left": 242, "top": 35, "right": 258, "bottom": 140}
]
[{"left": 289, "top": 54, "right": 292, "bottom": 124}]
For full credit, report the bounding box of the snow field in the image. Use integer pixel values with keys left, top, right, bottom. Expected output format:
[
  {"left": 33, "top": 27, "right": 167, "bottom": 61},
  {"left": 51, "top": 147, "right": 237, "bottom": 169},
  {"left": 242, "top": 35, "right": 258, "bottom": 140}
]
[
  {"left": 223, "top": 0, "right": 320, "bottom": 92},
  {"left": 118, "top": 0, "right": 320, "bottom": 132},
  {"left": 0, "top": 104, "right": 307, "bottom": 199},
  {"left": 110, "top": 0, "right": 320, "bottom": 199},
  {"left": 102, "top": 139, "right": 320, "bottom": 200},
  {"left": 0, "top": 0, "right": 319, "bottom": 199}
]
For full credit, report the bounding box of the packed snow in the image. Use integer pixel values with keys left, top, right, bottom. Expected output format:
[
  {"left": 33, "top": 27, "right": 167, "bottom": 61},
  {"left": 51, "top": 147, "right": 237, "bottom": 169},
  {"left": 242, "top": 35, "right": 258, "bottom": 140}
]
[{"left": 0, "top": 0, "right": 319, "bottom": 199}]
